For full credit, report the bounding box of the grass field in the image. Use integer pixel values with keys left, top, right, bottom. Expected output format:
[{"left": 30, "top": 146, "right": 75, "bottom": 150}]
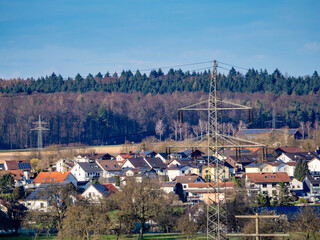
[{"left": 0, "top": 144, "right": 137, "bottom": 162}]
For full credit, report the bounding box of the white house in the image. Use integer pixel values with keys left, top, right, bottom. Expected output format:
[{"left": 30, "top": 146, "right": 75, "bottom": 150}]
[
  {"left": 55, "top": 159, "right": 74, "bottom": 172},
  {"left": 245, "top": 172, "right": 291, "bottom": 197},
  {"left": 21, "top": 182, "right": 77, "bottom": 212},
  {"left": 96, "top": 160, "right": 122, "bottom": 178},
  {"left": 290, "top": 178, "right": 303, "bottom": 190},
  {"left": 70, "top": 161, "right": 103, "bottom": 181},
  {"left": 167, "top": 165, "right": 192, "bottom": 181},
  {"left": 81, "top": 184, "right": 110, "bottom": 203},
  {"left": 308, "top": 158, "right": 320, "bottom": 176}
]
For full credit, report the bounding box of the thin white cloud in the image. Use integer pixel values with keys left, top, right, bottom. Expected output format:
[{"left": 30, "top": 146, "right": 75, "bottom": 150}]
[{"left": 304, "top": 41, "right": 320, "bottom": 51}]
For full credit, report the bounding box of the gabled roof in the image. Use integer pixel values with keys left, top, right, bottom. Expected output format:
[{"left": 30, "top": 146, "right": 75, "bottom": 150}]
[
  {"left": 281, "top": 152, "right": 319, "bottom": 161},
  {"left": 103, "top": 184, "right": 119, "bottom": 194},
  {"left": 0, "top": 170, "right": 24, "bottom": 180},
  {"left": 77, "top": 162, "right": 103, "bottom": 173},
  {"left": 5, "top": 160, "right": 31, "bottom": 170},
  {"left": 174, "top": 174, "right": 204, "bottom": 184},
  {"left": 96, "top": 160, "right": 121, "bottom": 171},
  {"left": 307, "top": 158, "right": 320, "bottom": 165},
  {"left": 144, "top": 157, "right": 166, "bottom": 169},
  {"left": 167, "top": 164, "right": 190, "bottom": 170},
  {"left": 33, "top": 172, "right": 73, "bottom": 183},
  {"left": 140, "top": 150, "right": 157, "bottom": 156},
  {"left": 246, "top": 172, "right": 291, "bottom": 183},
  {"left": 126, "top": 157, "right": 150, "bottom": 168},
  {"left": 275, "top": 146, "right": 304, "bottom": 153},
  {"left": 87, "top": 153, "right": 114, "bottom": 160},
  {"left": 26, "top": 182, "right": 71, "bottom": 201},
  {"left": 91, "top": 184, "right": 110, "bottom": 196},
  {"left": 286, "top": 161, "right": 298, "bottom": 166}
]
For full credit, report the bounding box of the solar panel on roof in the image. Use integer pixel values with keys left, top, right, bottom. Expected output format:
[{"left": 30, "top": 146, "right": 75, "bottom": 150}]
[{"left": 18, "top": 163, "right": 31, "bottom": 169}]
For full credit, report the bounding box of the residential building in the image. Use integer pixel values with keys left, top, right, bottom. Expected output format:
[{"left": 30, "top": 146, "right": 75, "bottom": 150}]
[
  {"left": 303, "top": 174, "right": 320, "bottom": 200},
  {"left": 33, "top": 172, "right": 77, "bottom": 187},
  {"left": 245, "top": 172, "right": 291, "bottom": 196},
  {"left": 167, "top": 165, "right": 192, "bottom": 181},
  {"left": 96, "top": 160, "right": 121, "bottom": 178},
  {"left": 70, "top": 161, "right": 103, "bottom": 181}
]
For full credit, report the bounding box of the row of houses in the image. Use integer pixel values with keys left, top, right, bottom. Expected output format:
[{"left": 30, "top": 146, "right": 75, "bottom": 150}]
[{"left": 2, "top": 146, "right": 320, "bottom": 212}]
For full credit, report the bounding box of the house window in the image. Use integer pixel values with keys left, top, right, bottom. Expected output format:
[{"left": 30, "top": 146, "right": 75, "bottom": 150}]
[
  {"left": 272, "top": 183, "right": 277, "bottom": 187},
  {"left": 262, "top": 184, "right": 267, "bottom": 188},
  {"left": 114, "top": 165, "right": 117, "bottom": 168},
  {"left": 40, "top": 203, "right": 44, "bottom": 208}
]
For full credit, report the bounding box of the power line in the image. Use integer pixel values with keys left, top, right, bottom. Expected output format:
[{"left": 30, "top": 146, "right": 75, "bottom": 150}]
[
  {"left": 217, "top": 61, "right": 249, "bottom": 71},
  {"left": 134, "top": 60, "right": 214, "bottom": 73},
  {"left": 217, "top": 66, "right": 231, "bottom": 72}
]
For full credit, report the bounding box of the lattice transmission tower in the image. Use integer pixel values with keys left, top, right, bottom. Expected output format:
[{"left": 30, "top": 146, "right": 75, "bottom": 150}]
[
  {"left": 31, "top": 115, "right": 49, "bottom": 154},
  {"left": 167, "top": 60, "right": 265, "bottom": 240}
]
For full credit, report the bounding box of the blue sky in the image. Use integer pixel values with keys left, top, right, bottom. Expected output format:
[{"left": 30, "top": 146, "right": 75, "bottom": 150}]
[{"left": 0, "top": 0, "right": 319, "bottom": 79}]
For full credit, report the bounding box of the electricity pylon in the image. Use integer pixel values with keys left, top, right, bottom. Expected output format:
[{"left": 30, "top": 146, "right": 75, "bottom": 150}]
[
  {"left": 167, "top": 60, "right": 265, "bottom": 240},
  {"left": 31, "top": 115, "right": 49, "bottom": 155}
]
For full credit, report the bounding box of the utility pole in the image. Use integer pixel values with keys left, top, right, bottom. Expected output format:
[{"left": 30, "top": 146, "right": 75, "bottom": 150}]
[
  {"left": 167, "top": 60, "right": 266, "bottom": 240},
  {"left": 31, "top": 115, "right": 49, "bottom": 157},
  {"left": 226, "top": 213, "right": 289, "bottom": 239}
]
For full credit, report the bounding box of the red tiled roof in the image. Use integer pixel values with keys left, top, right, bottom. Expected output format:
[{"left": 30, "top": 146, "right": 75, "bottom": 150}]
[
  {"left": 33, "top": 172, "right": 71, "bottom": 183},
  {"left": 0, "top": 170, "right": 24, "bottom": 180},
  {"left": 103, "top": 184, "right": 119, "bottom": 194},
  {"left": 5, "top": 160, "right": 31, "bottom": 170},
  {"left": 286, "top": 161, "right": 298, "bottom": 166},
  {"left": 246, "top": 172, "right": 291, "bottom": 183}
]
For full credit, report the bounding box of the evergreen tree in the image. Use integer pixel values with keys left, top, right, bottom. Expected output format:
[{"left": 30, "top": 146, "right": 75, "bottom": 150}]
[
  {"left": 294, "top": 159, "right": 309, "bottom": 181},
  {"left": 255, "top": 192, "right": 271, "bottom": 207}
]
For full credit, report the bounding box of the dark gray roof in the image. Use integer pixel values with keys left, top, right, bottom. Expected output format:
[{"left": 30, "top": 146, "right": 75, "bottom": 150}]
[
  {"left": 78, "top": 162, "right": 103, "bottom": 173},
  {"left": 26, "top": 182, "right": 70, "bottom": 201},
  {"left": 92, "top": 184, "right": 110, "bottom": 196},
  {"left": 127, "top": 157, "right": 150, "bottom": 168},
  {"left": 283, "top": 152, "right": 320, "bottom": 161},
  {"left": 145, "top": 157, "right": 166, "bottom": 169}
]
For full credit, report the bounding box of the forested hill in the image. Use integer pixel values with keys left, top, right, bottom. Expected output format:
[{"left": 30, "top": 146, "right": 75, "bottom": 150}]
[{"left": 1, "top": 68, "right": 319, "bottom": 96}]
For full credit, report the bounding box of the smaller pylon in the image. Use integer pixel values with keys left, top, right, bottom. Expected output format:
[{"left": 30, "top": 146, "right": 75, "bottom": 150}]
[{"left": 31, "top": 115, "right": 49, "bottom": 154}]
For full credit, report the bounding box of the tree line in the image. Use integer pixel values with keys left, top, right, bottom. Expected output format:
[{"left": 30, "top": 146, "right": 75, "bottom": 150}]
[
  {"left": 1, "top": 68, "right": 319, "bottom": 96},
  {"left": 0, "top": 90, "right": 320, "bottom": 149}
]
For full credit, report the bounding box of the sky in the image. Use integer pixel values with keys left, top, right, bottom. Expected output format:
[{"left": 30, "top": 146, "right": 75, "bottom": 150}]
[{"left": 0, "top": 0, "right": 319, "bottom": 79}]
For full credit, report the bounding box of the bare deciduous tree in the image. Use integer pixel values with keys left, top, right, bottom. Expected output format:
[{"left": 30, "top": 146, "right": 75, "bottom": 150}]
[
  {"left": 170, "top": 120, "right": 179, "bottom": 141},
  {"left": 198, "top": 119, "right": 207, "bottom": 139},
  {"left": 181, "top": 122, "right": 191, "bottom": 140},
  {"left": 291, "top": 207, "right": 320, "bottom": 240},
  {"left": 300, "top": 121, "right": 306, "bottom": 139},
  {"left": 306, "top": 121, "right": 312, "bottom": 139},
  {"left": 155, "top": 119, "right": 166, "bottom": 141},
  {"left": 114, "top": 178, "right": 167, "bottom": 239},
  {"left": 192, "top": 125, "right": 200, "bottom": 138}
]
